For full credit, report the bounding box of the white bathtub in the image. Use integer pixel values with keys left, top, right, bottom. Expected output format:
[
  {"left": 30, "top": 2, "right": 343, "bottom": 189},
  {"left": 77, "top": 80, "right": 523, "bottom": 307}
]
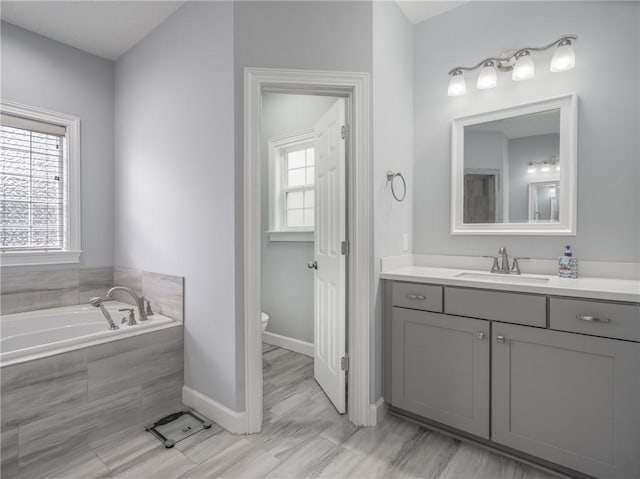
[{"left": 0, "top": 301, "right": 175, "bottom": 366}]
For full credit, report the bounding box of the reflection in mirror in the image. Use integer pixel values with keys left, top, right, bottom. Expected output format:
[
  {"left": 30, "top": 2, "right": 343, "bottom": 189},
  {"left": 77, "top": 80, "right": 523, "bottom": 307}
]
[
  {"left": 463, "top": 109, "right": 560, "bottom": 224},
  {"left": 529, "top": 181, "right": 560, "bottom": 222}
]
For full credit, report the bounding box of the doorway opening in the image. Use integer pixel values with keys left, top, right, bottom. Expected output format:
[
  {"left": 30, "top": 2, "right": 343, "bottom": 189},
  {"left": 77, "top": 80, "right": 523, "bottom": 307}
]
[
  {"left": 261, "top": 93, "right": 347, "bottom": 422},
  {"left": 244, "top": 68, "right": 373, "bottom": 433}
]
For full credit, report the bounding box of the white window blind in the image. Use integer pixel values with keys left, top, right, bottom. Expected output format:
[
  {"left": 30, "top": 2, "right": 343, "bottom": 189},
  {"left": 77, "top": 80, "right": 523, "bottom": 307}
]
[{"left": 1, "top": 114, "right": 66, "bottom": 251}]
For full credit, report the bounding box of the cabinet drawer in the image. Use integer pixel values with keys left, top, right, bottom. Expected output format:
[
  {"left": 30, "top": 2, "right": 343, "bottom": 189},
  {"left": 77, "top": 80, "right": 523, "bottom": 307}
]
[
  {"left": 445, "top": 287, "right": 545, "bottom": 327},
  {"left": 392, "top": 282, "right": 443, "bottom": 313},
  {"left": 549, "top": 298, "right": 640, "bottom": 342}
]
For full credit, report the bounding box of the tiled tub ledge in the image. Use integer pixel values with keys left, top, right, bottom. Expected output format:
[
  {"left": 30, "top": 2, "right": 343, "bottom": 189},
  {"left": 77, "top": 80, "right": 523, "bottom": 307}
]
[
  {"left": 0, "top": 321, "right": 184, "bottom": 479},
  {"left": 0, "top": 265, "right": 184, "bottom": 322}
]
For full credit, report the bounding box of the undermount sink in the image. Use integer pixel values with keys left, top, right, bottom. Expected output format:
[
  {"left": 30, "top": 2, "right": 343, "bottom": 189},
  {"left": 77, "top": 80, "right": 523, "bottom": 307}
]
[{"left": 455, "top": 272, "right": 550, "bottom": 285}]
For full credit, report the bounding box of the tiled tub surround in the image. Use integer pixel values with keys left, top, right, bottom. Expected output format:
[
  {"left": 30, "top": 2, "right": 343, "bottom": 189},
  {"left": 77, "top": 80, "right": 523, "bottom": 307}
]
[
  {"left": 0, "top": 322, "right": 184, "bottom": 479},
  {"left": 0, "top": 266, "right": 184, "bottom": 321},
  {"left": 0, "top": 266, "right": 113, "bottom": 315},
  {"left": 114, "top": 267, "right": 184, "bottom": 322}
]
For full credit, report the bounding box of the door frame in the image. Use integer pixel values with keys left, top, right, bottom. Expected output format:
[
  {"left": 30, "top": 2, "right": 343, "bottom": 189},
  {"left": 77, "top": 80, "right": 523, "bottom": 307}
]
[{"left": 244, "top": 67, "right": 372, "bottom": 433}]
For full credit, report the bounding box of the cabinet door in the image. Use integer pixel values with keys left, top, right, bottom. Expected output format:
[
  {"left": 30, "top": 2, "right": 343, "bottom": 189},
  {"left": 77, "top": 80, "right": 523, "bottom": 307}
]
[
  {"left": 392, "top": 308, "right": 490, "bottom": 438},
  {"left": 492, "top": 323, "right": 640, "bottom": 479}
]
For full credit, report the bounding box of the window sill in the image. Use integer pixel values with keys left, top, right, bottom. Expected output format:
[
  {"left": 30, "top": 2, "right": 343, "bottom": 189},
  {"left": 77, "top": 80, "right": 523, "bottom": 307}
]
[
  {"left": 266, "top": 231, "right": 314, "bottom": 242},
  {"left": 0, "top": 250, "right": 82, "bottom": 267}
]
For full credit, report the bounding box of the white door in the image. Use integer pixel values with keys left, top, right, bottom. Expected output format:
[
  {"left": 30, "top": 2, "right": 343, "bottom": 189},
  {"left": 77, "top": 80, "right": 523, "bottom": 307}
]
[{"left": 312, "top": 99, "right": 347, "bottom": 413}]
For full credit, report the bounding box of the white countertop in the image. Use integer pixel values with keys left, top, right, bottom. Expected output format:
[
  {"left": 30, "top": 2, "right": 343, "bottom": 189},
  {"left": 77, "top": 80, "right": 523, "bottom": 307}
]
[{"left": 380, "top": 266, "right": 640, "bottom": 303}]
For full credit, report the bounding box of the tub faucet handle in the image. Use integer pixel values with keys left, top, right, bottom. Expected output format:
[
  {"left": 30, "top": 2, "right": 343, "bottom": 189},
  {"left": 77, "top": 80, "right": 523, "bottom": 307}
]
[
  {"left": 144, "top": 299, "right": 154, "bottom": 316},
  {"left": 119, "top": 308, "right": 136, "bottom": 326}
]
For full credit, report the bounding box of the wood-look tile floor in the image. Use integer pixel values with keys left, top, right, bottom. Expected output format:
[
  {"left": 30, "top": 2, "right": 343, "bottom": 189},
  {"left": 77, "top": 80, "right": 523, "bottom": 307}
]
[{"left": 23, "top": 344, "right": 560, "bottom": 479}]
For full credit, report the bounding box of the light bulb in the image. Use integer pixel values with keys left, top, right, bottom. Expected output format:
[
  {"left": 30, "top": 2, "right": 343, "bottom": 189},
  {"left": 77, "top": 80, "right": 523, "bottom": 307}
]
[
  {"left": 541, "top": 161, "right": 550, "bottom": 172},
  {"left": 550, "top": 40, "right": 575, "bottom": 72},
  {"left": 448, "top": 70, "right": 466, "bottom": 97},
  {"left": 556, "top": 163, "right": 561, "bottom": 172},
  {"left": 512, "top": 51, "right": 535, "bottom": 81},
  {"left": 477, "top": 61, "right": 497, "bottom": 90},
  {"left": 527, "top": 163, "right": 536, "bottom": 174}
]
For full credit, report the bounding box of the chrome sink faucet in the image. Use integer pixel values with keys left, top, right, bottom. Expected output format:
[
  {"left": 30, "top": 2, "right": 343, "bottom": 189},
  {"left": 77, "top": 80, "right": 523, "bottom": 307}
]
[{"left": 484, "top": 246, "right": 528, "bottom": 275}]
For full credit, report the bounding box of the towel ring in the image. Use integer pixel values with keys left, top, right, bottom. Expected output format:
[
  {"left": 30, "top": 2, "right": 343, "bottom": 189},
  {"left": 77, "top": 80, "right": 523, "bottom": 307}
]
[{"left": 386, "top": 170, "right": 406, "bottom": 202}]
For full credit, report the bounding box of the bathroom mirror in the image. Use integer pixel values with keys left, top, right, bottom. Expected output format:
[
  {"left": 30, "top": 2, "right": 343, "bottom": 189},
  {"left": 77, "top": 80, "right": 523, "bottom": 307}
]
[{"left": 451, "top": 94, "right": 577, "bottom": 235}]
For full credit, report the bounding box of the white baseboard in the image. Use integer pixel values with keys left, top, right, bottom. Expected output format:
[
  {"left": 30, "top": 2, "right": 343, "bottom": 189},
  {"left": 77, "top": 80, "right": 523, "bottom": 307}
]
[
  {"left": 263, "top": 331, "right": 314, "bottom": 357},
  {"left": 368, "top": 397, "right": 387, "bottom": 426},
  {"left": 183, "top": 386, "right": 247, "bottom": 434}
]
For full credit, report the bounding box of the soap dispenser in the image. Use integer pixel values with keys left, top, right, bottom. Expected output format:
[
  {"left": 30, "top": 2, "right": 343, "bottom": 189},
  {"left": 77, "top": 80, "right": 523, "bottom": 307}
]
[{"left": 558, "top": 245, "right": 578, "bottom": 278}]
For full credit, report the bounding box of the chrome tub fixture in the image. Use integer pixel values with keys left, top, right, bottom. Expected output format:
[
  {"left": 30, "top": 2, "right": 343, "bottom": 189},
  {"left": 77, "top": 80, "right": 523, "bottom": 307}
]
[
  {"left": 89, "top": 296, "right": 119, "bottom": 330},
  {"left": 90, "top": 286, "right": 149, "bottom": 331},
  {"left": 106, "top": 286, "right": 149, "bottom": 322},
  {"left": 447, "top": 35, "right": 577, "bottom": 96}
]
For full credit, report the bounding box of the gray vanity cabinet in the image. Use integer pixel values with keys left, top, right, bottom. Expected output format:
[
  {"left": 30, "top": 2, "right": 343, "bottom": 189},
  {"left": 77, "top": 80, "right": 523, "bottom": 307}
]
[
  {"left": 492, "top": 323, "right": 640, "bottom": 479},
  {"left": 391, "top": 307, "right": 490, "bottom": 438}
]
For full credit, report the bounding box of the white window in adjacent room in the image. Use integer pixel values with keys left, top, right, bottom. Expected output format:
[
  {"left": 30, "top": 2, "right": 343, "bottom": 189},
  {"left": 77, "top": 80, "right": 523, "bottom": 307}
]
[
  {"left": 267, "top": 130, "right": 315, "bottom": 242},
  {"left": 0, "top": 100, "right": 81, "bottom": 266}
]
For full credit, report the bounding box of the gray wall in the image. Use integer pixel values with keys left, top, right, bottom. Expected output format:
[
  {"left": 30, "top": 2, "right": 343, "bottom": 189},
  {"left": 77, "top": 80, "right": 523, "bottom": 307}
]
[
  {"left": 413, "top": 1, "right": 640, "bottom": 261},
  {"left": 1, "top": 22, "right": 115, "bottom": 268},
  {"left": 261, "top": 93, "right": 336, "bottom": 344},
  {"left": 465, "top": 131, "right": 506, "bottom": 171},
  {"left": 508, "top": 133, "right": 560, "bottom": 222},
  {"left": 234, "top": 0, "right": 374, "bottom": 409},
  {"left": 372, "top": 0, "right": 414, "bottom": 401},
  {"left": 114, "top": 3, "right": 238, "bottom": 410}
]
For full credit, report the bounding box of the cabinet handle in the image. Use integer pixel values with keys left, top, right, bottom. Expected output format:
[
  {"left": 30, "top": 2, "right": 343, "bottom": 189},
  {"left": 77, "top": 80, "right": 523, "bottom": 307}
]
[
  {"left": 576, "top": 314, "right": 610, "bottom": 323},
  {"left": 476, "top": 332, "right": 486, "bottom": 340},
  {"left": 406, "top": 294, "right": 426, "bottom": 301},
  {"left": 496, "top": 335, "right": 506, "bottom": 343}
]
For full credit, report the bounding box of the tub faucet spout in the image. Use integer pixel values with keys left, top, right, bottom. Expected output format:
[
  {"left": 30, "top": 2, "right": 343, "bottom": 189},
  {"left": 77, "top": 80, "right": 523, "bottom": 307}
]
[
  {"left": 90, "top": 297, "right": 119, "bottom": 330},
  {"left": 106, "top": 286, "right": 148, "bottom": 322}
]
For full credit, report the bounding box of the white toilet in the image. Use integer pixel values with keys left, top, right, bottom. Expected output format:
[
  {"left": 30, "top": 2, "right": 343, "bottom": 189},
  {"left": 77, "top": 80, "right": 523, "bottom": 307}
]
[{"left": 261, "top": 312, "right": 269, "bottom": 332}]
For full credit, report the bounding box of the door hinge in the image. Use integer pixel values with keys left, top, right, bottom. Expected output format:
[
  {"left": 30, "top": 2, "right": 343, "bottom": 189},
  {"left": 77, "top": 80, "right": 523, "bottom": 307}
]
[
  {"left": 341, "top": 125, "right": 349, "bottom": 140},
  {"left": 340, "top": 240, "right": 349, "bottom": 256},
  {"left": 341, "top": 355, "right": 349, "bottom": 371}
]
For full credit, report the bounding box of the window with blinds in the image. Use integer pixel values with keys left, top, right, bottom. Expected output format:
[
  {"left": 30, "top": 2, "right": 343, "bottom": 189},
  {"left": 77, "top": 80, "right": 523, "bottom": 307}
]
[{"left": 1, "top": 114, "right": 66, "bottom": 251}]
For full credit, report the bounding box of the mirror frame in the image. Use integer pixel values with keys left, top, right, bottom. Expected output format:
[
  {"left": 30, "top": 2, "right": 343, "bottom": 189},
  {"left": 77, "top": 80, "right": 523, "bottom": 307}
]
[{"left": 451, "top": 93, "right": 578, "bottom": 235}]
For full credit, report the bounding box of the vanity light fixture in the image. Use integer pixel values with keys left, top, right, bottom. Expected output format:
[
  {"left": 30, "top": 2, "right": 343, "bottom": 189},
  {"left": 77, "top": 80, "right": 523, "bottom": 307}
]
[
  {"left": 447, "top": 70, "right": 466, "bottom": 96},
  {"left": 512, "top": 51, "right": 535, "bottom": 81},
  {"left": 550, "top": 38, "right": 576, "bottom": 72},
  {"left": 527, "top": 159, "right": 559, "bottom": 174},
  {"left": 477, "top": 61, "right": 497, "bottom": 89},
  {"left": 447, "top": 35, "right": 577, "bottom": 96}
]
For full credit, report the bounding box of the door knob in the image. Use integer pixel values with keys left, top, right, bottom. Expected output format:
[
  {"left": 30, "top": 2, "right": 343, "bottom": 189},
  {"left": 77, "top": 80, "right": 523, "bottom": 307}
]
[
  {"left": 476, "top": 332, "right": 486, "bottom": 340},
  {"left": 307, "top": 260, "right": 318, "bottom": 270},
  {"left": 496, "top": 335, "right": 506, "bottom": 343}
]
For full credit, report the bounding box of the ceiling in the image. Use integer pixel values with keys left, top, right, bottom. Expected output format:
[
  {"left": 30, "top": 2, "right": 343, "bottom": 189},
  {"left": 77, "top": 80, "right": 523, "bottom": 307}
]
[
  {"left": 396, "top": 0, "right": 469, "bottom": 24},
  {"left": 0, "top": 0, "right": 467, "bottom": 61},
  {"left": 0, "top": 1, "right": 185, "bottom": 61}
]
